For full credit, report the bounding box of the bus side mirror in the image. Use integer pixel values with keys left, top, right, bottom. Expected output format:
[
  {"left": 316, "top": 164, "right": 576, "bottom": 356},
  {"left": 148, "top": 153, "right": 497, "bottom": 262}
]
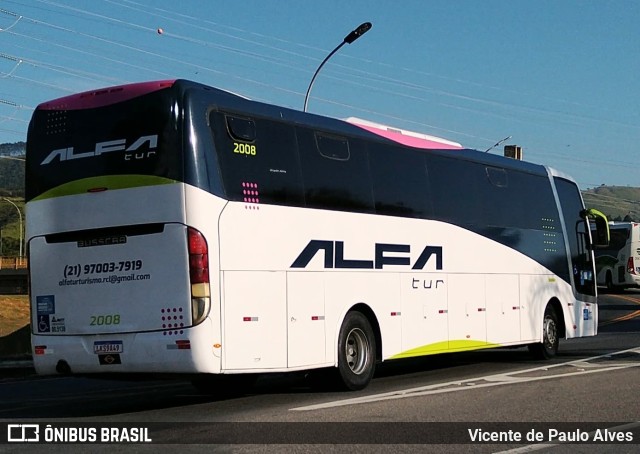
[{"left": 583, "top": 208, "right": 609, "bottom": 248}]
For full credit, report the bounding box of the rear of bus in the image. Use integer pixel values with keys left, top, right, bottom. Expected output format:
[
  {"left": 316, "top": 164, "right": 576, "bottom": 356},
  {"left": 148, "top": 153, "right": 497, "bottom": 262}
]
[
  {"left": 597, "top": 222, "right": 640, "bottom": 290},
  {"left": 26, "top": 80, "right": 218, "bottom": 376},
  {"left": 628, "top": 224, "right": 640, "bottom": 287}
]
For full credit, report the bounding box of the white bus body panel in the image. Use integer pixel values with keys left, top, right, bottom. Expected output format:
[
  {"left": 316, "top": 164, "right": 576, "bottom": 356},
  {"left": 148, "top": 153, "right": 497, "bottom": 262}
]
[
  {"left": 30, "top": 222, "right": 190, "bottom": 335},
  {"left": 218, "top": 201, "right": 591, "bottom": 369},
  {"left": 222, "top": 271, "right": 288, "bottom": 370},
  {"left": 28, "top": 183, "right": 594, "bottom": 376},
  {"left": 287, "top": 272, "right": 326, "bottom": 368},
  {"left": 27, "top": 184, "right": 224, "bottom": 375}
]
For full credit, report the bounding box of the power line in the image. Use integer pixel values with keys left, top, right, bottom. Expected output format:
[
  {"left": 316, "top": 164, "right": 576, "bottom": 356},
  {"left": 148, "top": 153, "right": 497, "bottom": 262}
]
[{"left": 0, "top": 1, "right": 637, "bottom": 189}]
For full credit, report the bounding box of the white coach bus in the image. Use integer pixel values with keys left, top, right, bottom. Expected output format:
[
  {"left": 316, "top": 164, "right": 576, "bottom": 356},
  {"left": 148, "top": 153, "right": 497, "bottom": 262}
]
[
  {"left": 26, "top": 79, "right": 609, "bottom": 391},
  {"left": 594, "top": 222, "right": 640, "bottom": 291}
]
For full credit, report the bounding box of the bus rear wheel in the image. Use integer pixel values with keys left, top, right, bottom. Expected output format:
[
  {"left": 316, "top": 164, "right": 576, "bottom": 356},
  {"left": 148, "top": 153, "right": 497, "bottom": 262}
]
[
  {"left": 335, "top": 311, "right": 376, "bottom": 391},
  {"left": 528, "top": 305, "right": 559, "bottom": 360}
]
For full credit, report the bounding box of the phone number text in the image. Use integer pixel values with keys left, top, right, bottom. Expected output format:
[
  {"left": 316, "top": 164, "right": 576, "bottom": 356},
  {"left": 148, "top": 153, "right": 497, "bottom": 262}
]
[{"left": 64, "top": 260, "right": 143, "bottom": 278}]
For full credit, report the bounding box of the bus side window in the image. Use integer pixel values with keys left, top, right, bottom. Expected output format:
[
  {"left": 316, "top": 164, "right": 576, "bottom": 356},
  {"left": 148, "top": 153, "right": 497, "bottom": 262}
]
[
  {"left": 486, "top": 167, "right": 508, "bottom": 188},
  {"left": 211, "top": 111, "right": 304, "bottom": 207},
  {"left": 297, "top": 128, "right": 374, "bottom": 213},
  {"left": 226, "top": 115, "right": 256, "bottom": 142},
  {"left": 315, "top": 133, "right": 350, "bottom": 160},
  {"left": 427, "top": 156, "right": 486, "bottom": 227},
  {"left": 369, "top": 144, "right": 431, "bottom": 218}
]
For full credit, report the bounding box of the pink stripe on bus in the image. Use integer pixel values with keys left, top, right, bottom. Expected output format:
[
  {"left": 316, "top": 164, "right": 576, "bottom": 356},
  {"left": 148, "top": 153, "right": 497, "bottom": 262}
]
[{"left": 352, "top": 123, "right": 463, "bottom": 150}]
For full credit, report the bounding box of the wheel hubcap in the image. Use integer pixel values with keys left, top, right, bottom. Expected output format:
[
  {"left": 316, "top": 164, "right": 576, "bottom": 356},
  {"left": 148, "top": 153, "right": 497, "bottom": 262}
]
[
  {"left": 544, "top": 316, "right": 557, "bottom": 347},
  {"left": 345, "top": 328, "right": 369, "bottom": 374}
]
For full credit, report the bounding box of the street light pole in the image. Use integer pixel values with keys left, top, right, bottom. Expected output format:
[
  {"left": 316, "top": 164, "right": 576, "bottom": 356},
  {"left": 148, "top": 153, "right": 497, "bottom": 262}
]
[
  {"left": 303, "top": 22, "right": 372, "bottom": 113},
  {"left": 2, "top": 197, "right": 22, "bottom": 258}
]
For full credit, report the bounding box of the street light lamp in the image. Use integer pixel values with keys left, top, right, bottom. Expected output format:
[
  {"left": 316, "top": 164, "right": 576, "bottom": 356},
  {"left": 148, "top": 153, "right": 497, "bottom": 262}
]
[
  {"left": 2, "top": 197, "right": 22, "bottom": 258},
  {"left": 303, "top": 22, "right": 372, "bottom": 113}
]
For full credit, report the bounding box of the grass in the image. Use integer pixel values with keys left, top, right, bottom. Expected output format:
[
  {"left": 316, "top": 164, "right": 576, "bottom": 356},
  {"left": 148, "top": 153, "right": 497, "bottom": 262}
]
[{"left": 0, "top": 294, "right": 29, "bottom": 337}]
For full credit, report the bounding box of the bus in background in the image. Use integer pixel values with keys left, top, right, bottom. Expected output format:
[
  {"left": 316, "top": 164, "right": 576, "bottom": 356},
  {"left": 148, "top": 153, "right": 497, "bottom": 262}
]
[
  {"left": 594, "top": 222, "right": 640, "bottom": 291},
  {"left": 26, "top": 79, "right": 609, "bottom": 392}
]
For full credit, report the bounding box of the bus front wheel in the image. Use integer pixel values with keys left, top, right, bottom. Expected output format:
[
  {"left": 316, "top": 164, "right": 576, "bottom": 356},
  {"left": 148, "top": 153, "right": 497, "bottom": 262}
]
[
  {"left": 528, "top": 305, "right": 559, "bottom": 360},
  {"left": 336, "top": 311, "right": 376, "bottom": 391}
]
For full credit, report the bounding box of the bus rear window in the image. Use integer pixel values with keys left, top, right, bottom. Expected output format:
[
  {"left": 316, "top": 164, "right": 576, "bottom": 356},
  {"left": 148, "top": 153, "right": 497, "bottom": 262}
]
[{"left": 26, "top": 86, "right": 182, "bottom": 201}]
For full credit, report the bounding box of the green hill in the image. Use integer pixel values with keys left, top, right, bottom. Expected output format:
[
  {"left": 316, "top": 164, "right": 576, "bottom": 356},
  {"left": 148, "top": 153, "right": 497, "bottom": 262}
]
[
  {"left": 582, "top": 186, "right": 640, "bottom": 222},
  {"left": 0, "top": 141, "right": 25, "bottom": 198},
  {"left": 0, "top": 142, "right": 26, "bottom": 256}
]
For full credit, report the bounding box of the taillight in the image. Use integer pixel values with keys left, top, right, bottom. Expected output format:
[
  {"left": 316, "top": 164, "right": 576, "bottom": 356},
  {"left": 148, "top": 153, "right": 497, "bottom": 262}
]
[
  {"left": 188, "top": 227, "right": 210, "bottom": 325},
  {"left": 628, "top": 257, "right": 636, "bottom": 274},
  {"left": 188, "top": 227, "right": 209, "bottom": 284}
]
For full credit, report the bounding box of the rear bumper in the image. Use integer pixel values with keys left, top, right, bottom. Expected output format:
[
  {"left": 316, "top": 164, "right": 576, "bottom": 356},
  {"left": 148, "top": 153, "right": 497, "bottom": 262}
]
[{"left": 31, "top": 318, "right": 220, "bottom": 375}]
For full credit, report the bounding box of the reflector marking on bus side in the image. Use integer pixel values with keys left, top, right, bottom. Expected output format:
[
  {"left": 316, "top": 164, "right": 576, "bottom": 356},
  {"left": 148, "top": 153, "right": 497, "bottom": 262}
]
[
  {"left": 166, "top": 340, "right": 191, "bottom": 350},
  {"left": 34, "top": 346, "right": 53, "bottom": 355},
  {"left": 242, "top": 181, "right": 260, "bottom": 210},
  {"left": 161, "top": 306, "right": 185, "bottom": 335}
]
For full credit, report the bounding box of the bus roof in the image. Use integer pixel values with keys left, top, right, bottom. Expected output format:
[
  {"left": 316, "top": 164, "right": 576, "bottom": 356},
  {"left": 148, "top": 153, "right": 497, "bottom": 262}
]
[
  {"left": 36, "top": 80, "right": 177, "bottom": 111},
  {"left": 31, "top": 78, "right": 551, "bottom": 179}
]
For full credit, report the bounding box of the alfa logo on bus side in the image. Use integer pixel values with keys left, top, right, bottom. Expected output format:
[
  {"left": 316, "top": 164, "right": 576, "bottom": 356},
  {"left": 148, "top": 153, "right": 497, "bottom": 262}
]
[{"left": 291, "top": 240, "right": 443, "bottom": 270}]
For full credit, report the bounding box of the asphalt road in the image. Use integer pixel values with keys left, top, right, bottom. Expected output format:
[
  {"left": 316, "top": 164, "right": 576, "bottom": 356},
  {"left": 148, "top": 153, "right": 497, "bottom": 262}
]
[{"left": 0, "top": 291, "right": 638, "bottom": 453}]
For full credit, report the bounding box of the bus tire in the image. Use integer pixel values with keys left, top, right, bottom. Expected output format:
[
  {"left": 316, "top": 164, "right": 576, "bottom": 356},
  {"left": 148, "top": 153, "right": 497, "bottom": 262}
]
[
  {"left": 335, "top": 311, "right": 376, "bottom": 391},
  {"left": 528, "top": 305, "right": 559, "bottom": 360}
]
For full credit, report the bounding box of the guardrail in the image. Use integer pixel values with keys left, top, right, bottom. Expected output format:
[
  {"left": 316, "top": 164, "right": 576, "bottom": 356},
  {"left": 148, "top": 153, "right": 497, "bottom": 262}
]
[{"left": 0, "top": 257, "right": 27, "bottom": 270}]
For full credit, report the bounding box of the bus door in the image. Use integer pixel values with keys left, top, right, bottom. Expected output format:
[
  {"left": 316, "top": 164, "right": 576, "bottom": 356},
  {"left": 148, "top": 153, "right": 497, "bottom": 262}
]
[{"left": 554, "top": 178, "right": 601, "bottom": 300}]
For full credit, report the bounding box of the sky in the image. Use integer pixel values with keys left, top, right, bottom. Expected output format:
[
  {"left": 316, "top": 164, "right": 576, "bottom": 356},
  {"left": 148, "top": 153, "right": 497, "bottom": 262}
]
[{"left": 0, "top": 0, "right": 638, "bottom": 189}]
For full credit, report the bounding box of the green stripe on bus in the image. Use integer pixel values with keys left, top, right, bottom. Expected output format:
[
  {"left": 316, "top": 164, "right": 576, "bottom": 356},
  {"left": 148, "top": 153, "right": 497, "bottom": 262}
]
[
  {"left": 390, "top": 340, "right": 501, "bottom": 359},
  {"left": 32, "top": 175, "right": 179, "bottom": 201}
]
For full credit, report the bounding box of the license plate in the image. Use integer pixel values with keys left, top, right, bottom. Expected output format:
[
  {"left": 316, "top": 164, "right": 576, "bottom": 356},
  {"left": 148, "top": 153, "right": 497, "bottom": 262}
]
[{"left": 93, "top": 341, "right": 123, "bottom": 354}]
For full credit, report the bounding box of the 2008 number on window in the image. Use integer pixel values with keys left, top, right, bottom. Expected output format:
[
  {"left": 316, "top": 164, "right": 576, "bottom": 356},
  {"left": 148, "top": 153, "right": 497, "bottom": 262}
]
[{"left": 233, "top": 142, "right": 256, "bottom": 156}]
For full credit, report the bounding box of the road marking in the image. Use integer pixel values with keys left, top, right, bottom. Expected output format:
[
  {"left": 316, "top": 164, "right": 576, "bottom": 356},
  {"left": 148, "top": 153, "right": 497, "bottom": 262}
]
[
  {"left": 608, "top": 294, "right": 640, "bottom": 305},
  {"left": 599, "top": 294, "right": 640, "bottom": 326},
  {"left": 290, "top": 347, "right": 640, "bottom": 411}
]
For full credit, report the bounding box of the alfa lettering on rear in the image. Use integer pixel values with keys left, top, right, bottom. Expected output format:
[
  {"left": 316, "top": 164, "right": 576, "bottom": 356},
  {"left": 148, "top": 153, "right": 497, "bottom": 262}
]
[
  {"left": 40, "top": 135, "right": 158, "bottom": 165},
  {"left": 290, "top": 240, "right": 443, "bottom": 270}
]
